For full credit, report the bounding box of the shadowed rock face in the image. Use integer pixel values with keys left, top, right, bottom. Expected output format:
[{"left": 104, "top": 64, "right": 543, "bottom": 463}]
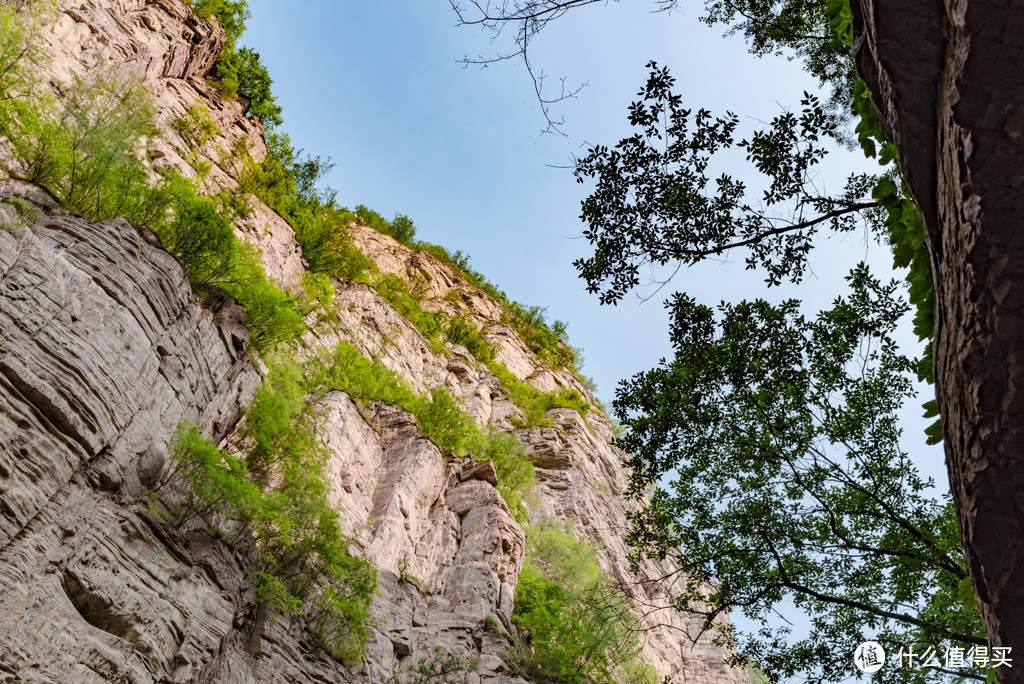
[
  {"left": 852, "top": 1, "right": 1024, "bottom": 670},
  {"left": 0, "top": 1, "right": 750, "bottom": 682},
  {"left": 0, "top": 185, "right": 264, "bottom": 683}
]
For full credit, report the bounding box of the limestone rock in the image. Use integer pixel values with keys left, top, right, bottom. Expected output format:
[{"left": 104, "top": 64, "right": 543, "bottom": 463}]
[{"left": 0, "top": 0, "right": 750, "bottom": 682}]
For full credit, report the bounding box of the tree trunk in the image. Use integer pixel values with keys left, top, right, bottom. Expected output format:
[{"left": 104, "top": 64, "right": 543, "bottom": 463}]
[{"left": 851, "top": 1, "right": 1024, "bottom": 676}]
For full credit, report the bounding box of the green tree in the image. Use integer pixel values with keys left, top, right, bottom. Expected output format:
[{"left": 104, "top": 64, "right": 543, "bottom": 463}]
[
  {"left": 192, "top": 0, "right": 283, "bottom": 127},
  {"left": 511, "top": 522, "right": 653, "bottom": 684},
  {"left": 575, "top": 65, "right": 980, "bottom": 683},
  {"left": 452, "top": 2, "right": 979, "bottom": 682},
  {"left": 618, "top": 269, "right": 984, "bottom": 683}
]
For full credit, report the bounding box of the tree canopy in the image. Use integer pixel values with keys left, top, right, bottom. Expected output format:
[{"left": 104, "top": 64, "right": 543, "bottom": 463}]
[{"left": 453, "top": 2, "right": 986, "bottom": 682}]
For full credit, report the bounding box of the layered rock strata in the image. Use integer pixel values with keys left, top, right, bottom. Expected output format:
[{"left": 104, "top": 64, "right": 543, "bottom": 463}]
[{"left": 0, "top": 1, "right": 749, "bottom": 682}]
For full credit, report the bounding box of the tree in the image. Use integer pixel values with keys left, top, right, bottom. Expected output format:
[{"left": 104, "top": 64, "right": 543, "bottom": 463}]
[
  {"left": 451, "top": 1, "right": 997, "bottom": 681},
  {"left": 848, "top": 0, "right": 1024, "bottom": 673},
  {"left": 574, "top": 61, "right": 984, "bottom": 683}
]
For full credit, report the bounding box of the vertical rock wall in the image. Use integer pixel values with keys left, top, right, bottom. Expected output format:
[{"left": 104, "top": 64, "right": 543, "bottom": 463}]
[{"left": 0, "top": 1, "right": 749, "bottom": 682}]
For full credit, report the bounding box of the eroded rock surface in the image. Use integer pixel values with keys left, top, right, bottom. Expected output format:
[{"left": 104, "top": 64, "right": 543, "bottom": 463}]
[{"left": 0, "top": 0, "right": 749, "bottom": 682}]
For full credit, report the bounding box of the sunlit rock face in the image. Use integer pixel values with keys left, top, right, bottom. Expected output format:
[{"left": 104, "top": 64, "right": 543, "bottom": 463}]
[{"left": 0, "top": 1, "right": 749, "bottom": 682}]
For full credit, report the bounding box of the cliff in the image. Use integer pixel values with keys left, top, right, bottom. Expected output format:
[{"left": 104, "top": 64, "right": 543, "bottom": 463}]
[{"left": 0, "top": 2, "right": 748, "bottom": 683}]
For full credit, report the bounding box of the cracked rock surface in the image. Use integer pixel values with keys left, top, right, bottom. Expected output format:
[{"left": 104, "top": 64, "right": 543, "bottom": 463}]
[{"left": 0, "top": 1, "right": 749, "bottom": 682}]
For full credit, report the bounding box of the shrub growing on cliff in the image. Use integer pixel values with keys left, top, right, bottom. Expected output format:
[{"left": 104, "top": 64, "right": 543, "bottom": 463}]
[
  {"left": 17, "top": 72, "right": 174, "bottom": 226},
  {"left": 444, "top": 318, "right": 495, "bottom": 363},
  {"left": 311, "top": 342, "right": 536, "bottom": 520},
  {"left": 0, "top": 3, "right": 44, "bottom": 145},
  {"left": 374, "top": 274, "right": 445, "bottom": 341},
  {"left": 466, "top": 428, "right": 534, "bottom": 523},
  {"left": 166, "top": 376, "right": 377, "bottom": 663},
  {"left": 191, "top": 0, "right": 282, "bottom": 128},
  {"left": 486, "top": 360, "right": 589, "bottom": 428},
  {"left": 511, "top": 522, "right": 653, "bottom": 684},
  {"left": 240, "top": 133, "right": 374, "bottom": 282},
  {"left": 412, "top": 387, "right": 472, "bottom": 455},
  {"left": 222, "top": 242, "right": 306, "bottom": 351},
  {"left": 171, "top": 103, "right": 219, "bottom": 148},
  {"left": 157, "top": 178, "right": 236, "bottom": 286}
]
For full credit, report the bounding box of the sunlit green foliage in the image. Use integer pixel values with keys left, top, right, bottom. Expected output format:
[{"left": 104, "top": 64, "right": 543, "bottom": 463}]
[
  {"left": 156, "top": 176, "right": 236, "bottom": 285},
  {"left": 158, "top": 186, "right": 305, "bottom": 351},
  {"left": 511, "top": 522, "right": 653, "bottom": 684},
  {"left": 241, "top": 133, "right": 375, "bottom": 282},
  {"left": 311, "top": 342, "right": 535, "bottom": 522},
  {"left": 444, "top": 317, "right": 495, "bottom": 363},
  {"left": 374, "top": 273, "right": 445, "bottom": 341},
  {"left": 15, "top": 72, "right": 175, "bottom": 225},
  {"left": 313, "top": 341, "right": 470, "bottom": 455},
  {"left": 191, "top": 0, "right": 282, "bottom": 127},
  {"left": 166, "top": 415, "right": 377, "bottom": 662},
  {"left": 0, "top": 3, "right": 44, "bottom": 148},
  {"left": 486, "top": 360, "right": 589, "bottom": 428},
  {"left": 172, "top": 103, "right": 219, "bottom": 148},
  {"left": 465, "top": 428, "right": 534, "bottom": 522}
]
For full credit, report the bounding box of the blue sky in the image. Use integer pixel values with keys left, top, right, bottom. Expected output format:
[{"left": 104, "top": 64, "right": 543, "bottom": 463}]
[
  {"left": 243, "top": 0, "right": 896, "bottom": 402},
  {"left": 241, "top": 0, "right": 946, "bottom": 657},
  {"left": 242, "top": 0, "right": 944, "bottom": 480}
]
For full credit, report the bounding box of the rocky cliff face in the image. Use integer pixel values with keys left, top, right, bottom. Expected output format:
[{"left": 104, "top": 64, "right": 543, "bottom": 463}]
[{"left": 0, "top": 2, "right": 748, "bottom": 683}]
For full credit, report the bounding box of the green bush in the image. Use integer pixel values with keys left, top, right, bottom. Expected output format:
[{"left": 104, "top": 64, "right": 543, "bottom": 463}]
[
  {"left": 240, "top": 133, "right": 373, "bottom": 283},
  {"left": 504, "top": 302, "right": 574, "bottom": 370},
  {"left": 0, "top": 4, "right": 43, "bottom": 145},
  {"left": 299, "top": 271, "right": 336, "bottom": 315},
  {"left": 192, "top": 0, "right": 248, "bottom": 44},
  {"left": 445, "top": 318, "right": 495, "bottom": 363},
  {"left": 352, "top": 204, "right": 393, "bottom": 234},
  {"left": 466, "top": 428, "right": 534, "bottom": 523},
  {"left": 374, "top": 274, "right": 445, "bottom": 341},
  {"left": 156, "top": 177, "right": 236, "bottom": 286},
  {"left": 311, "top": 341, "right": 419, "bottom": 409},
  {"left": 390, "top": 646, "right": 477, "bottom": 684},
  {"left": 512, "top": 522, "right": 653, "bottom": 684},
  {"left": 232, "top": 47, "right": 282, "bottom": 127},
  {"left": 154, "top": 178, "right": 305, "bottom": 354},
  {"left": 16, "top": 72, "right": 175, "bottom": 226},
  {"left": 313, "top": 342, "right": 467, "bottom": 453},
  {"left": 222, "top": 242, "right": 305, "bottom": 351},
  {"left": 412, "top": 387, "right": 472, "bottom": 455},
  {"left": 166, "top": 362, "right": 377, "bottom": 663},
  {"left": 312, "top": 343, "right": 535, "bottom": 519},
  {"left": 172, "top": 103, "right": 220, "bottom": 148},
  {"left": 486, "top": 361, "right": 589, "bottom": 428},
  {"left": 388, "top": 213, "right": 417, "bottom": 243},
  {"left": 192, "top": 1, "right": 282, "bottom": 128}
]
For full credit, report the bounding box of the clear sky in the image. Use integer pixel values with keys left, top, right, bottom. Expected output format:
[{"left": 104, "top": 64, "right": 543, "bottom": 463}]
[
  {"left": 240, "top": 0, "right": 945, "bottom": 655},
  {"left": 243, "top": 0, "right": 899, "bottom": 404},
  {"left": 242, "top": 0, "right": 943, "bottom": 476}
]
